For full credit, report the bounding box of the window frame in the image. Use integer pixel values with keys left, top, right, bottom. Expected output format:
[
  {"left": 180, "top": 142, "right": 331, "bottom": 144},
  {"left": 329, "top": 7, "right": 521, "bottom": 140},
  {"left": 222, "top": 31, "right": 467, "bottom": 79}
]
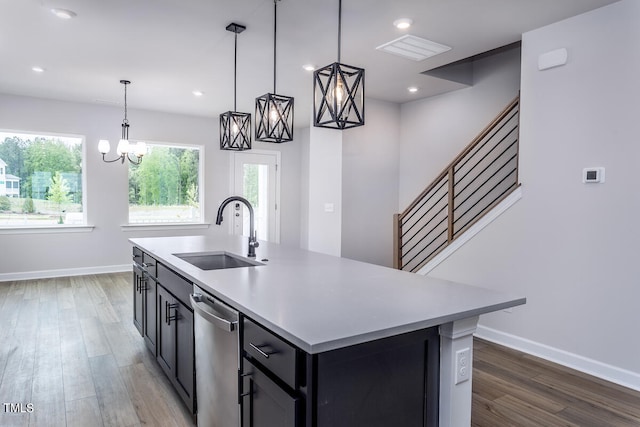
[
  {"left": 125, "top": 139, "right": 206, "bottom": 229},
  {"left": 0, "top": 128, "right": 90, "bottom": 234}
]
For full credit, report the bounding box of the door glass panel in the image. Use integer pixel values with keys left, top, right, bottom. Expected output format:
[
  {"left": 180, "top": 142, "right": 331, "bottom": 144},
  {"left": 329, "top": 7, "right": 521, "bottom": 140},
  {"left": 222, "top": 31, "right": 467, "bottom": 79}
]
[{"left": 243, "top": 164, "right": 269, "bottom": 241}]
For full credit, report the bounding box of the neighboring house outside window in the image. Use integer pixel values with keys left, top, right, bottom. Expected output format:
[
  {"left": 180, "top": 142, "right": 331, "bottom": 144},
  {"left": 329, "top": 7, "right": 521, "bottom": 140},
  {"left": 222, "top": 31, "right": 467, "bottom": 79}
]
[{"left": 4, "top": 174, "right": 21, "bottom": 197}]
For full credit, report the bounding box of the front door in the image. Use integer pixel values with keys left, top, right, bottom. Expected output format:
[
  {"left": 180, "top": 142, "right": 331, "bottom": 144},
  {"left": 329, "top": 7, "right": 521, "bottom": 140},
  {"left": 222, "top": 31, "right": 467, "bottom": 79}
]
[{"left": 232, "top": 151, "right": 280, "bottom": 243}]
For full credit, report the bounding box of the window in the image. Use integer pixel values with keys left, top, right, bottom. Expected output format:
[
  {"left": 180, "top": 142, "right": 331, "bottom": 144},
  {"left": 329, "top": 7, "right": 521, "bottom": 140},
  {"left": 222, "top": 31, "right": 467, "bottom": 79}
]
[
  {"left": 0, "top": 130, "right": 84, "bottom": 226},
  {"left": 128, "top": 142, "right": 202, "bottom": 224}
]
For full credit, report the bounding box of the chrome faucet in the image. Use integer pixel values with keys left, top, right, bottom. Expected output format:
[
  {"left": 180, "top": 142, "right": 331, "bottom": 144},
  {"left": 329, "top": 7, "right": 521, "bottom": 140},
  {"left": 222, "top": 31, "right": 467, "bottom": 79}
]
[{"left": 215, "top": 196, "right": 260, "bottom": 258}]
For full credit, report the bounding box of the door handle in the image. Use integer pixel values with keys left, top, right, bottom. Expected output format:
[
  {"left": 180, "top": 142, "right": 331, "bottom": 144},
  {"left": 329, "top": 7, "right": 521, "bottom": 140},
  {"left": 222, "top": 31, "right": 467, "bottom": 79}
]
[{"left": 190, "top": 293, "right": 238, "bottom": 332}]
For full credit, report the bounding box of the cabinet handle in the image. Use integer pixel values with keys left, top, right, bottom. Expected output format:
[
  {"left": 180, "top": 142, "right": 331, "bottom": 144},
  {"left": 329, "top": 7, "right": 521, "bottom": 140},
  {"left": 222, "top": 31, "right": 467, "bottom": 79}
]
[
  {"left": 166, "top": 302, "right": 179, "bottom": 325},
  {"left": 239, "top": 377, "right": 253, "bottom": 404},
  {"left": 249, "top": 343, "right": 272, "bottom": 359},
  {"left": 136, "top": 277, "right": 146, "bottom": 292}
]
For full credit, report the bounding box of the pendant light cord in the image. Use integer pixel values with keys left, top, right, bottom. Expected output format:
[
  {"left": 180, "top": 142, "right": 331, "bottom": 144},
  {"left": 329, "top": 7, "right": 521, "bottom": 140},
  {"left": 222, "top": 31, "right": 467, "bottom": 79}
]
[
  {"left": 121, "top": 81, "right": 129, "bottom": 140},
  {"left": 273, "top": 0, "right": 277, "bottom": 93},
  {"left": 337, "top": 0, "right": 342, "bottom": 63},
  {"left": 234, "top": 31, "right": 238, "bottom": 112},
  {"left": 123, "top": 83, "right": 128, "bottom": 124}
]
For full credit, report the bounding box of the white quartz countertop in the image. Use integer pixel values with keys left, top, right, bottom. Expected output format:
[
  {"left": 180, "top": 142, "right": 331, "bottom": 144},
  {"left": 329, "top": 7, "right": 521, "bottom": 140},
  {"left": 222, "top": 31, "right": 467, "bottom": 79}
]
[{"left": 130, "top": 234, "right": 525, "bottom": 354}]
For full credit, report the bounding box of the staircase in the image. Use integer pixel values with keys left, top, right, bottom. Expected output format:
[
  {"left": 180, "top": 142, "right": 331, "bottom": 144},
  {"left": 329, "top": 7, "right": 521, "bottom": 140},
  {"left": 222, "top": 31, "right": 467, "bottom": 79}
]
[{"left": 394, "top": 95, "right": 520, "bottom": 273}]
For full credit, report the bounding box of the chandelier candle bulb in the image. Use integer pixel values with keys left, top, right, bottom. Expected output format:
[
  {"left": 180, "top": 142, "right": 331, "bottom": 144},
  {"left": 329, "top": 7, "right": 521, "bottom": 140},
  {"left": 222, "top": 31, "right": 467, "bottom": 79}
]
[{"left": 98, "top": 139, "right": 110, "bottom": 154}]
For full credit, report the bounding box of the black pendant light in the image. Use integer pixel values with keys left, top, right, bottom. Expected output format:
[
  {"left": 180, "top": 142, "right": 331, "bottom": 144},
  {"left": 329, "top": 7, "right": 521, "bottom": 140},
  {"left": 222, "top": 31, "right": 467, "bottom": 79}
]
[
  {"left": 255, "top": 0, "right": 294, "bottom": 143},
  {"left": 313, "top": 0, "right": 365, "bottom": 130},
  {"left": 220, "top": 23, "right": 252, "bottom": 151}
]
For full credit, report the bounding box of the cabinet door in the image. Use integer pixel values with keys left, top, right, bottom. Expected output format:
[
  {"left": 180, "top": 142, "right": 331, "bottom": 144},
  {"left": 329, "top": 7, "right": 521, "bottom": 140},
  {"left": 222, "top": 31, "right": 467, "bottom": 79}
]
[
  {"left": 241, "top": 359, "right": 300, "bottom": 427},
  {"left": 174, "top": 301, "right": 194, "bottom": 413},
  {"left": 156, "top": 284, "right": 176, "bottom": 378},
  {"left": 132, "top": 266, "right": 144, "bottom": 336},
  {"left": 143, "top": 275, "right": 157, "bottom": 355}
]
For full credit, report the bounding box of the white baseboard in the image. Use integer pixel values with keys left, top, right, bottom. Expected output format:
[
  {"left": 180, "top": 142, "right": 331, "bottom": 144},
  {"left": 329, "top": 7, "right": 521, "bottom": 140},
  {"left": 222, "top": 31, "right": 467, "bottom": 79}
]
[
  {"left": 0, "top": 264, "right": 131, "bottom": 282},
  {"left": 475, "top": 325, "right": 640, "bottom": 392}
]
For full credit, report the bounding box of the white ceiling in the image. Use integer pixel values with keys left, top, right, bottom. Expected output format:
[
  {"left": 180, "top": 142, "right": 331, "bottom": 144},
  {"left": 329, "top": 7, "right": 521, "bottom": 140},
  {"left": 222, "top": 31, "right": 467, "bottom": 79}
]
[{"left": 0, "top": 0, "right": 619, "bottom": 128}]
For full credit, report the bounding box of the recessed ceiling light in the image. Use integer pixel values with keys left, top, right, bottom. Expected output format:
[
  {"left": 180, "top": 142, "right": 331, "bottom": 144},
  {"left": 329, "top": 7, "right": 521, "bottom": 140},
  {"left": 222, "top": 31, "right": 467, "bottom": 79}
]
[
  {"left": 393, "top": 18, "right": 413, "bottom": 30},
  {"left": 302, "top": 64, "right": 315, "bottom": 71},
  {"left": 32, "top": 66, "right": 45, "bottom": 73},
  {"left": 51, "top": 8, "right": 77, "bottom": 19},
  {"left": 408, "top": 86, "right": 419, "bottom": 93},
  {"left": 192, "top": 90, "right": 204, "bottom": 97}
]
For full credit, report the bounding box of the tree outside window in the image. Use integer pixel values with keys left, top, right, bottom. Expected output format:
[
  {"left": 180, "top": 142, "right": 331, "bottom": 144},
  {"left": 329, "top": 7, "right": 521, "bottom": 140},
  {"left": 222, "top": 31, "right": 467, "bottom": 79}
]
[
  {"left": 128, "top": 143, "right": 202, "bottom": 224},
  {"left": 0, "top": 131, "right": 83, "bottom": 226}
]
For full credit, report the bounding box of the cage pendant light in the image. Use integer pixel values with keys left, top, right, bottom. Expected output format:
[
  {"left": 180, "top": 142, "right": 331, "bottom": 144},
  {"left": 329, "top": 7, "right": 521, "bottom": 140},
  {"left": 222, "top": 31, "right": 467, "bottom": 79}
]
[
  {"left": 220, "top": 23, "right": 252, "bottom": 151},
  {"left": 313, "top": 0, "right": 364, "bottom": 130},
  {"left": 255, "top": 0, "right": 294, "bottom": 143}
]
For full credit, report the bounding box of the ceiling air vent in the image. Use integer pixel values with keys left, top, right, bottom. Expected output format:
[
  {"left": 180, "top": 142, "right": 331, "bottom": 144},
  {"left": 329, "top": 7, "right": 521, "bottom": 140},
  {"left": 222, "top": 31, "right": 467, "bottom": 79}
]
[{"left": 376, "top": 35, "right": 451, "bottom": 61}]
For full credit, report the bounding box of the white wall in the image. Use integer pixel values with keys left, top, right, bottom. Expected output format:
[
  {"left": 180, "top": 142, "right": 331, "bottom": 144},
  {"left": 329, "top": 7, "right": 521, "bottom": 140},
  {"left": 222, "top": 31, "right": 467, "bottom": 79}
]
[
  {"left": 423, "top": 0, "right": 640, "bottom": 388},
  {"left": 399, "top": 46, "right": 522, "bottom": 208},
  {"left": 0, "top": 94, "right": 301, "bottom": 278},
  {"left": 304, "top": 125, "right": 343, "bottom": 256},
  {"left": 342, "top": 99, "right": 400, "bottom": 267}
]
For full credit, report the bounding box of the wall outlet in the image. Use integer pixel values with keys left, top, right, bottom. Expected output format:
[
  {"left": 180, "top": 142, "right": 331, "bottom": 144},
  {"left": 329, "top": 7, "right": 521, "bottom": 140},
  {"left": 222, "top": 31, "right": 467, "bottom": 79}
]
[{"left": 455, "top": 348, "right": 471, "bottom": 384}]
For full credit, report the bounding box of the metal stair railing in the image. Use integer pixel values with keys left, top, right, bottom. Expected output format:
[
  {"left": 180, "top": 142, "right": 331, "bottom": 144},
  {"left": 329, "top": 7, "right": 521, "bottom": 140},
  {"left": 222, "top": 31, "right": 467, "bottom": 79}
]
[{"left": 393, "top": 96, "right": 520, "bottom": 272}]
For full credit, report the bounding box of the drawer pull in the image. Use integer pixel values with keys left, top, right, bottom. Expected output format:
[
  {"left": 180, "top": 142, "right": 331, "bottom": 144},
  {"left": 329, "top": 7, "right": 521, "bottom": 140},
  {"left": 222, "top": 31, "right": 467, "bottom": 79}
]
[{"left": 249, "top": 342, "right": 272, "bottom": 359}]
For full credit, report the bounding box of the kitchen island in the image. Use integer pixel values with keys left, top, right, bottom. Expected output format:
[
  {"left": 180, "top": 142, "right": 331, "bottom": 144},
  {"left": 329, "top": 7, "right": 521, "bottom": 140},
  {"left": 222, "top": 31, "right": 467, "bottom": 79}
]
[{"left": 130, "top": 234, "right": 525, "bottom": 426}]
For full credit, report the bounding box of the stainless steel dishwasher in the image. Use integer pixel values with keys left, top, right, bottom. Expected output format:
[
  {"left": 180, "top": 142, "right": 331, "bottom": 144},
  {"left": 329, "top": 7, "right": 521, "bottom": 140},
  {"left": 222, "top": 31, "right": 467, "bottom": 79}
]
[{"left": 190, "top": 285, "right": 240, "bottom": 427}]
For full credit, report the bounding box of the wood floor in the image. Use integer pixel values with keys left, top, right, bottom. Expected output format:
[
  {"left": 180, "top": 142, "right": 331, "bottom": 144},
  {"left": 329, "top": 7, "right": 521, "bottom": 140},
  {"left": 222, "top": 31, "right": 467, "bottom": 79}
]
[
  {"left": 0, "top": 273, "right": 638, "bottom": 426},
  {"left": 0, "top": 273, "right": 194, "bottom": 427},
  {"left": 472, "top": 339, "right": 640, "bottom": 426}
]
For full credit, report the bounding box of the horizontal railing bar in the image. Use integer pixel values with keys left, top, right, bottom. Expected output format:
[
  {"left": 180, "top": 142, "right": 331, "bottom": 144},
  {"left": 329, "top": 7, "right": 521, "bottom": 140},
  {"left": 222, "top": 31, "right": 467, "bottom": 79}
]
[
  {"left": 453, "top": 166, "right": 517, "bottom": 224},
  {"left": 402, "top": 228, "right": 448, "bottom": 269},
  {"left": 401, "top": 206, "right": 448, "bottom": 246},
  {"left": 408, "top": 239, "right": 449, "bottom": 272},
  {"left": 401, "top": 191, "right": 448, "bottom": 238},
  {"left": 454, "top": 138, "right": 518, "bottom": 197},
  {"left": 446, "top": 97, "right": 519, "bottom": 175},
  {"left": 401, "top": 210, "right": 448, "bottom": 252},
  {"left": 453, "top": 182, "right": 518, "bottom": 237},
  {"left": 454, "top": 127, "right": 517, "bottom": 187},
  {"left": 455, "top": 109, "right": 519, "bottom": 173},
  {"left": 399, "top": 174, "right": 448, "bottom": 221},
  {"left": 454, "top": 152, "right": 517, "bottom": 213},
  {"left": 399, "top": 95, "right": 519, "bottom": 220},
  {"left": 401, "top": 178, "right": 448, "bottom": 227},
  {"left": 453, "top": 164, "right": 516, "bottom": 223},
  {"left": 402, "top": 215, "right": 448, "bottom": 256}
]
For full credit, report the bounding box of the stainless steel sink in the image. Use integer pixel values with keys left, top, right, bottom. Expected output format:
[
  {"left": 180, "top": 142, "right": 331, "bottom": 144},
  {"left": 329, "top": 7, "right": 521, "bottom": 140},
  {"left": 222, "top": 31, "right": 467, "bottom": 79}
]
[{"left": 173, "top": 252, "right": 263, "bottom": 270}]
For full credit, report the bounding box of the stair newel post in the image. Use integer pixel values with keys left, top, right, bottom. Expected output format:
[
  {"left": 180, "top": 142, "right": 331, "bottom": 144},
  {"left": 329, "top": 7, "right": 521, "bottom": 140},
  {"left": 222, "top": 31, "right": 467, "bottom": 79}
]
[
  {"left": 393, "top": 213, "right": 401, "bottom": 269},
  {"left": 447, "top": 168, "right": 455, "bottom": 243}
]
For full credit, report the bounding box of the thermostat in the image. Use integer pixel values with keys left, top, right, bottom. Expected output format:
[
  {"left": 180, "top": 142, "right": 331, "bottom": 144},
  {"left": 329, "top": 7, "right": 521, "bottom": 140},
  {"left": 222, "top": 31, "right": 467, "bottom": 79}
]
[{"left": 583, "top": 167, "right": 605, "bottom": 183}]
